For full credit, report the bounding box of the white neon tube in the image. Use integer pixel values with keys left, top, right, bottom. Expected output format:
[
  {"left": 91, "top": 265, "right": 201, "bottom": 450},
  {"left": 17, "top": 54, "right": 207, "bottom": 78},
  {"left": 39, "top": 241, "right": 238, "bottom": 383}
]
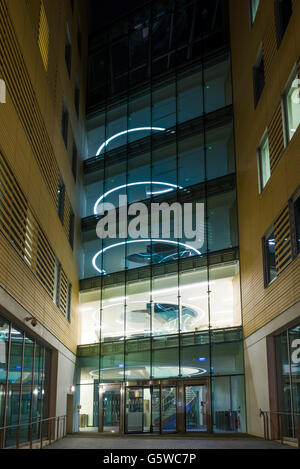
[
  {"left": 96, "top": 127, "right": 166, "bottom": 156},
  {"left": 92, "top": 239, "right": 201, "bottom": 274},
  {"left": 93, "top": 181, "right": 182, "bottom": 215}
]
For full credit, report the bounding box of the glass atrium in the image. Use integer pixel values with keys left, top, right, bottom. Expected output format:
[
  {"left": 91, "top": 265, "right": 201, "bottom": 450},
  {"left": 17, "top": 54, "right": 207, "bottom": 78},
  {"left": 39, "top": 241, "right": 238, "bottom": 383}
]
[{"left": 78, "top": 0, "right": 246, "bottom": 434}]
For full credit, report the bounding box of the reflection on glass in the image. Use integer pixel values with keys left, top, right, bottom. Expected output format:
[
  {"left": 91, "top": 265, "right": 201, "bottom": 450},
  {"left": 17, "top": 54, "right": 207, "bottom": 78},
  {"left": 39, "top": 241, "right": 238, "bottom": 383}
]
[
  {"left": 0, "top": 318, "right": 9, "bottom": 428},
  {"left": 152, "top": 336, "right": 179, "bottom": 379},
  {"left": 143, "top": 387, "right": 151, "bottom": 432},
  {"left": 212, "top": 376, "right": 245, "bottom": 433},
  {"left": 20, "top": 337, "right": 34, "bottom": 444},
  {"left": 152, "top": 387, "right": 160, "bottom": 433},
  {"left": 161, "top": 387, "right": 176, "bottom": 432},
  {"left": 276, "top": 325, "right": 300, "bottom": 438},
  {"left": 185, "top": 385, "right": 207, "bottom": 432},
  {"left": 103, "top": 388, "right": 120, "bottom": 432},
  {"left": 125, "top": 339, "right": 150, "bottom": 381},
  {"left": 79, "top": 383, "right": 98, "bottom": 432},
  {"left": 126, "top": 388, "right": 143, "bottom": 433},
  {"left": 5, "top": 327, "right": 23, "bottom": 447},
  {"left": 286, "top": 72, "right": 300, "bottom": 142}
]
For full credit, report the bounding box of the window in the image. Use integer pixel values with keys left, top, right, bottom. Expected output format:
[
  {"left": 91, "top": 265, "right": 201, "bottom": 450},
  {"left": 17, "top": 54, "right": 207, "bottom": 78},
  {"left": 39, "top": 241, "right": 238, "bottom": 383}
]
[
  {"left": 74, "top": 79, "right": 80, "bottom": 118},
  {"left": 253, "top": 48, "right": 265, "bottom": 107},
  {"left": 66, "top": 282, "right": 72, "bottom": 322},
  {"left": 53, "top": 258, "right": 61, "bottom": 306},
  {"left": 61, "top": 99, "right": 69, "bottom": 147},
  {"left": 72, "top": 141, "right": 77, "bottom": 181},
  {"left": 263, "top": 228, "right": 277, "bottom": 286},
  {"left": 57, "top": 175, "right": 65, "bottom": 223},
  {"left": 69, "top": 207, "right": 75, "bottom": 249},
  {"left": 292, "top": 191, "right": 300, "bottom": 254},
  {"left": 77, "top": 16, "right": 82, "bottom": 58},
  {"left": 65, "top": 25, "right": 72, "bottom": 77},
  {"left": 274, "top": 0, "right": 293, "bottom": 47},
  {"left": 282, "top": 69, "right": 300, "bottom": 144},
  {"left": 38, "top": 1, "right": 49, "bottom": 70},
  {"left": 250, "top": 0, "right": 260, "bottom": 25},
  {"left": 258, "top": 132, "right": 271, "bottom": 192}
]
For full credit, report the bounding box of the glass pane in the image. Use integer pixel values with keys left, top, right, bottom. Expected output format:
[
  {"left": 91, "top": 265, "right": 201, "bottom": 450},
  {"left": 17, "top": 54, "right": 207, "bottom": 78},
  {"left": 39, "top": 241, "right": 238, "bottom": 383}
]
[
  {"left": 5, "top": 327, "right": 23, "bottom": 447},
  {"left": 212, "top": 375, "right": 246, "bottom": 433},
  {"left": 103, "top": 388, "right": 120, "bottom": 432},
  {"left": 209, "top": 263, "right": 241, "bottom": 330},
  {"left": 259, "top": 136, "right": 271, "bottom": 190},
  {"left": 143, "top": 387, "right": 151, "bottom": 432},
  {"left": 20, "top": 337, "right": 34, "bottom": 444},
  {"left": 251, "top": 0, "right": 260, "bottom": 23},
  {"left": 0, "top": 317, "right": 9, "bottom": 428},
  {"left": 152, "top": 387, "right": 160, "bottom": 433},
  {"left": 125, "top": 339, "right": 150, "bottom": 380},
  {"left": 32, "top": 344, "right": 44, "bottom": 441},
  {"left": 181, "top": 332, "right": 209, "bottom": 377},
  {"left": 78, "top": 383, "right": 98, "bottom": 431},
  {"left": 286, "top": 74, "right": 300, "bottom": 141},
  {"left": 266, "top": 231, "right": 277, "bottom": 284},
  {"left": 126, "top": 388, "right": 143, "bottom": 432},
  {"left": 295, "top": 195, "right": 300, "bottom": 253},
  {"left": 212, "top": 376, "right": 231, "bottom": 433},
  {"left": 152, "top": 336, "right": 179, "bottom": 379},
  {"left": 211, "top": 329, "right": 244, "bottom": 376},
  {"left": 185, "top": 385, "right": 207, "bottom": 432},
  {"left": 161, "top": 386, "right": 176, "bottom": 432},
  {"left": 289, "top": 325, "right": 300, "bottom": 436},
  {"left": 152, "top": 274, "right": 179, "bottom": 337},
  {"left": 101, "top": 342, "right": 124, "bottom": 382}
]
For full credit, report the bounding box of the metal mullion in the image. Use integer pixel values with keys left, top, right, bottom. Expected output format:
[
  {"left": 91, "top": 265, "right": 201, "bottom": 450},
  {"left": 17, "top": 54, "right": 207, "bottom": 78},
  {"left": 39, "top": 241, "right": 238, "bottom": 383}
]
[
  {"left": 39, "top": 347, "right": 46, "bottom": 439},
  {"left": 200, "top": 5, "right": 213, "bottom": 431},
  {"left": 187, "top": 0, "right": 197, "bottom": 60},
  {"left": 16, "top": 331, "right": 25, "bottom": 448},
  {"left": 123, "top": 16, "right": 130, "bottom": 379},
  {"left": 99, "top": 41, "right": 109, "bottom": 394},
  {"left": 28, "top": 341, "right": 36, "bottom": 446},
  {"left": 174, "top": 0, "right": 181, "bottom": 380},
  {"left": 149, "top": 0, "right": 154, "bottom": 378}
]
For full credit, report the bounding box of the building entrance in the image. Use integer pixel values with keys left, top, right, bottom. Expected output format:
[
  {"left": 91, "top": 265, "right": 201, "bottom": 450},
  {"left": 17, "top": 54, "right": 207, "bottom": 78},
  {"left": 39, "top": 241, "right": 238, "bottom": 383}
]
[{"left": 98, "top": 379, "right": 210, "bottom": 434}]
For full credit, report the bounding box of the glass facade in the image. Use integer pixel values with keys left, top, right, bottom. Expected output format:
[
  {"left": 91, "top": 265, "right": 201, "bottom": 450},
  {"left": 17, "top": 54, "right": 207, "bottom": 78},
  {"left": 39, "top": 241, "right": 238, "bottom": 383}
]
[
  {"left": 0, "top": 314, "right": 50, "bottom": 447},
  {"left": 275, "top": 323, "right": 300, "bottom": 439},
  {"left": 78, "top": 0, "right": 245, "bottom": 434}
]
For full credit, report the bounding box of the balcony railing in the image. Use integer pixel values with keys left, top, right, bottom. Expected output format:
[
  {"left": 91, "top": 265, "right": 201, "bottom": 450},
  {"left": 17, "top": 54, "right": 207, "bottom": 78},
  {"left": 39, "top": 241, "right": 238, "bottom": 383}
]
[
  {"left": 259, "top": 409, "right": 300, "bottom": 448},
  {"left": 0, "top": 415, "right": 67, "bottom": 449}
]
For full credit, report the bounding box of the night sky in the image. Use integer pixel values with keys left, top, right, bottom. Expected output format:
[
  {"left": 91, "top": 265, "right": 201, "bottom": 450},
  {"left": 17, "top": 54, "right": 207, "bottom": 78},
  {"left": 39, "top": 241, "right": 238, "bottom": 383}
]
[{"left": 90, "top": 0, "right": 145, "bottom": 32}]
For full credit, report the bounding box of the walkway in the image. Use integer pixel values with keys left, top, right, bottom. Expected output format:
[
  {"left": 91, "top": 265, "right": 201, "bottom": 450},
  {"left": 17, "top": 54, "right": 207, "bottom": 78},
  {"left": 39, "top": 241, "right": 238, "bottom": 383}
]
[{"left": 46, "top": 435, "right": 295, "bottom": 450}]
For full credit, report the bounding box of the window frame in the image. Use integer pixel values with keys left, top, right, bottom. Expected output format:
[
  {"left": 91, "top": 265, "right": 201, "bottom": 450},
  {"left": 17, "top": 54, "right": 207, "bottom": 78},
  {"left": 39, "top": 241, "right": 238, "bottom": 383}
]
[
  {"left": 61, "top": 98, "right": 69, "bottom": 148},
  {"left": 257, "top": 130, "right": 271, "bottom": 193},
  {"left": 274, "top": 0, "right": 293, "bottom": 48},
  {"left": 289, "top": 187, "right": 300, "bottom": 259},
  {"left": 65, "top": 24, "right": 72, "bottom": 78},
  {"left": 53, "top": 258, "right": 61, "bottom": 306},
  {"left": 72, "top": 141, "right": 77, "bottom": 182},
  {"left": 262, "top": 226, "right": 277, "bottom": 288},
  {"left": 282, "top": 66, "right": 300, "bottom": 147},
  {"left": 57, "top": 175, "right": 65, "bottom": 224},
  {"left": 66, "top": 282, "right": 72, "bottom": 322},
  {"left": 249, "top": 0, "right": 260, "bottom": 26},
  {"left": 253, "top": 45, "right": 265, "bottom": 108}
]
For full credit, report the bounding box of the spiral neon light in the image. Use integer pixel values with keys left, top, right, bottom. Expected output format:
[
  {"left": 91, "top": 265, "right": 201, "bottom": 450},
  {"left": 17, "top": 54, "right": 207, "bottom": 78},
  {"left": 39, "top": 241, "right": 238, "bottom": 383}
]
[
  {"left": 96, "top": 127, "right": 166, "bottom": 156},
  {"left": 92, "top": 239, "right": 201, "bottom": 274},
  {"left": 93, "top": 181, "right": 182, "bottom": 215}
]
